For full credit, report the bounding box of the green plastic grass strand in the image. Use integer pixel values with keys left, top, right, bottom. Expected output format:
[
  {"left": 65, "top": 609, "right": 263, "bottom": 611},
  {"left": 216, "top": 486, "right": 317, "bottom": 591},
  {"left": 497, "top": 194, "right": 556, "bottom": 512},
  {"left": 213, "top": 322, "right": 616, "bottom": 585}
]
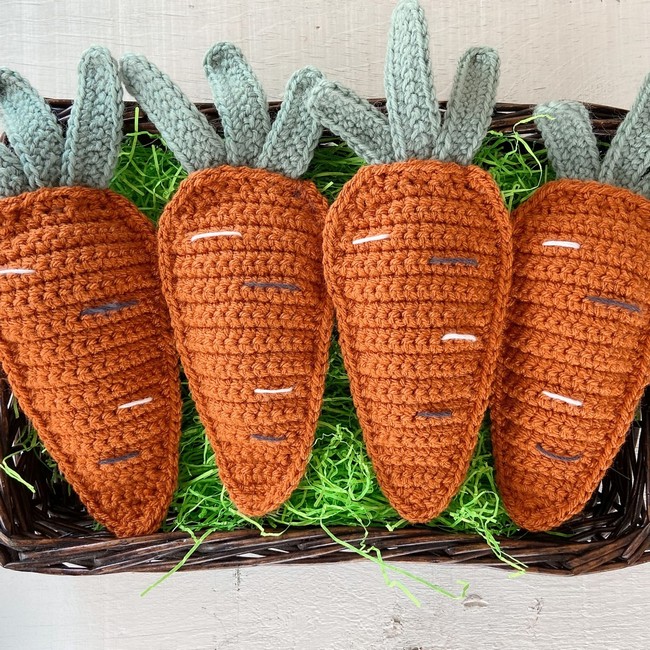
[
  {"left": 140, "top": 527, "right": 214, "bottom": 597},
  {"left": 1, "top": 122, "right": 556, "bottom": 587},
  {"left": 0, "top": 455, "right": 35, "bottom": 493},
  {"left": 320, "top": 523, "right": 469, "bottom": 604}
]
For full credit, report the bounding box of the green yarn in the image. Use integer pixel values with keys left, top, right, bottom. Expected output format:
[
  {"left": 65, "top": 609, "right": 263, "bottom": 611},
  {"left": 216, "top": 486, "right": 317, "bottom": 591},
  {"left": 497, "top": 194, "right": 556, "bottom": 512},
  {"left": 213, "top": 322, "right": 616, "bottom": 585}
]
[
  {"left": 434, "top": 47, "right": 500, "bottom": 165},
  {"left": 307, "top": 82, "right": 394, "bottom": 165},
  {"left": 120, "top": 53, "right": 225, "bottom": 174},
  {"left": 384, "top": 0, "right": 439, "bottom": 160},
  {"left": 600, "top": 71, "right": 650, "bottom": 196},
  {"left": 203, "top": 42, "right": 271, "bottom": 167},
  {"left": 0, "top": 68, "right": 64, "bottom": 191},
  {"left": 534, "top": 101, "right": 601, "bottom": 180},
  {"left": 535, "top": 72, "right": 650, "bottom": 197},
  {"left": 257, "top": 66, "right": 325, "bottom": 178}
]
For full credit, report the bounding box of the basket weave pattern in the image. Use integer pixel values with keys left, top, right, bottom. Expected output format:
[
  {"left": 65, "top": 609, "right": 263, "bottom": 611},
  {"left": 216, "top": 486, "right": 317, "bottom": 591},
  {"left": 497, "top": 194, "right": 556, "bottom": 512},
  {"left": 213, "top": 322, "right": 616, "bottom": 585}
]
[{"left": 0, "top": 102, "right": 648, "bottom": 576}]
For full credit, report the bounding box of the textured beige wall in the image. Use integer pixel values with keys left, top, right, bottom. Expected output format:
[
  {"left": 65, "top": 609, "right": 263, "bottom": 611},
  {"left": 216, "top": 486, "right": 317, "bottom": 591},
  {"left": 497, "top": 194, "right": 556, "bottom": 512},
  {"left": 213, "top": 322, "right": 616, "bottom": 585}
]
[{"left": 0, "top": 0, "right": 649, "bottom": 107}]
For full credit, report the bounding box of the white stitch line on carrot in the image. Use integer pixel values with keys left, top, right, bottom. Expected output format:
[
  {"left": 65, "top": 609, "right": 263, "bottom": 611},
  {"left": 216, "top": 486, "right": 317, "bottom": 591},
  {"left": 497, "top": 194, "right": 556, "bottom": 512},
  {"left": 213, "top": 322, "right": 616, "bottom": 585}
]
[
  {"left": 541, "top": 390, "right": 583, "bottom": 407},
  {"left": 254, "top": 387, "right": 294, "bottom": 395},
  {"left": 441, "top": 333, "right": 477, "bottom": 342},
  {"left": 117, "top": 397, "right": 153, "bottom": 410},
  {"left": 542, "top": 240, "right": 581, "bottom": 249},
  {"left": 0, "top": 268, "right": 35, "bottom": 275},
  {"left": 190, "top": 230, "right": 243, "bottom": 241},
  {"left": 352, "top": 233, "right": 391, "bottom": 245}
]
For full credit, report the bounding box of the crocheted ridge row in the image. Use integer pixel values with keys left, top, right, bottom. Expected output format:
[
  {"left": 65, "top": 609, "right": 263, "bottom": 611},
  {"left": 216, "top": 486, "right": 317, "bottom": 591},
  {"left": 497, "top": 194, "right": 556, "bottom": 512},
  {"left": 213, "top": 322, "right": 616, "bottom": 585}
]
[
  {"left": 0, "top": 186, "right": 182, "bottom": 538},
  {"left": 324, "top": 160, "right": 512, "bottom": 523},
  {"left": 491, "top": 178, "right": 650, "bottom": 531},
  {"left": 158, "top": 165, "right": 333, "bottom": 516}
]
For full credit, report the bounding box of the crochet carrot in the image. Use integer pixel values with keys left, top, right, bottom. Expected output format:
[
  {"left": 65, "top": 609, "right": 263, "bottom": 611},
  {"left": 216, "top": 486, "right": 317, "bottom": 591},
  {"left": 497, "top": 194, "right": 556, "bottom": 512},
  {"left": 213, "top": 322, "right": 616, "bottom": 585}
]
[
  {"left": 0, "top": 48, "right": 181, "bottom": 537},
  {"left": 121, "top": 45, "right": 333, "bottom": 516},
  {"left": 308, "top": 0, "right": 511, "bottom": 522},
  {"left": 491, "top": 78, "right": 650, "bottom": 531}
]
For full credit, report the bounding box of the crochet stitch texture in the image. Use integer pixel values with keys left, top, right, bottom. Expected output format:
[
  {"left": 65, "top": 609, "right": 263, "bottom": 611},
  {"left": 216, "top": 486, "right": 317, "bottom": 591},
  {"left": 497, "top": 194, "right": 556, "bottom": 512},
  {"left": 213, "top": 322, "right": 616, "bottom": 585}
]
[
  {"left": 491, "top": 84, "right": 650, "bottom": 531},
  {"left": 159, "top": 167, "right": 331, "bottom": 514},
  {"left": 492, "top": 180, "right": 650, "bottom": 530},
  {"left": 0, "top": 48, "right": 181, "bottom": 538},
  {"left": 122, "top": 43, "right": 333, "bottom": 516},
  {"left": 309, "top": 0, "right": 511, "bottom": 522},
  {"left": 324, "top": 160, "right": 511, "bottom": 522}
]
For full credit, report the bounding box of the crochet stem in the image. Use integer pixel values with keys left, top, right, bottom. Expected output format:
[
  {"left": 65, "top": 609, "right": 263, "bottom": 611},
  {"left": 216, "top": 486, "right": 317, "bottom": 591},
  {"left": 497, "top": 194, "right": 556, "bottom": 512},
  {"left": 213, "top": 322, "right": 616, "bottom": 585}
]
[
  {"left": 0, "top": 68, "right": 64, "bottom": 189},
  {"left": 434, "top": 47, "right": 500, "bottom": 166},
  {"left": 0, "top": 143, "right": 28, "bottom": 198},
  {"left": 120, "top": 54, "right": 225, "bottom": 174},
  {"left": 204, "top": 43, "right": 271, "bottom": 168},
  {"left": 61, "top": 47, "right": 123, "bottom": 188},
  {"left": 600, "top": 72, "right": 650, "bottom": 197},
  {"left": 384, "top": 0, "right": 439, "bottom": 160},
  {"left": 307, "top": 80, "right": 393, "bottom": 165},
  {"left": 257, "top": 67, "right": 324, "bottom": 179},
  {"left": 534, "top": 101, "right": 601, "bottom": 180}
]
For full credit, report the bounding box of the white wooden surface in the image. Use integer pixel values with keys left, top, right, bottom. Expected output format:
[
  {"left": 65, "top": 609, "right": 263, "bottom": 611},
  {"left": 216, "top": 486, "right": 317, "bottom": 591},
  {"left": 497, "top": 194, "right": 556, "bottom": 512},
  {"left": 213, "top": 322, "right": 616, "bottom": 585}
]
[
  {"left": 1, "top": 1, "right": 650, "bottom": 648},
  {"left": 1, "top": 561, "right": 649, "bottom": 649},
  {"left": 1, "top": 0, "right": 649, "bottom": 107}
]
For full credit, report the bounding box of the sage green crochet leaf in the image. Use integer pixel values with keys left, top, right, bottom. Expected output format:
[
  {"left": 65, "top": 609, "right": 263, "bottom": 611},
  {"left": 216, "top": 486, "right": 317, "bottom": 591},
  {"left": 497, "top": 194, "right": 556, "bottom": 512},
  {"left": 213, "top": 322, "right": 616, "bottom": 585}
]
[
  {"left": 0, "top": 68, "right": 64, "bottom": 190},
  {"left": 0, "top": 143, "right": 29, "bottom": 197},
  {"left": 258, "top": 66, "right": 325, "bottom": 179},
  {"left": 306, "top": 0, "right": 499, "bottom": 167},
  {"left": 61, "top": 47, "right": 123, "bottom": 188},
  {"left": 385, "top": 0, "right": 439, "bottom": 160},
  {"left": 307, "top": 81, "right": 393, "bottom": 165},
  {"left": 534, "top": 72, "right": 650, "bottom": 199},
  {"left": 120, "top": 54, "right": 225, "bottom": 174},
  {"left": 122, "top": 44, "right": 323, "bottom": 178},
  {"left": 534, "top": 101, "right": 600, "bottom": 181},
  {"left": 0, "top": 47, "right": 126, "bottom": 197},
  {"left": 600, "top": 71, "right": 650, "bottom": 195},
  {"left": 204, "top": 42, "right": 271, "bottom": 168},
  {"left": 434, "top": 47, "right": 500, "bottom": 165}
]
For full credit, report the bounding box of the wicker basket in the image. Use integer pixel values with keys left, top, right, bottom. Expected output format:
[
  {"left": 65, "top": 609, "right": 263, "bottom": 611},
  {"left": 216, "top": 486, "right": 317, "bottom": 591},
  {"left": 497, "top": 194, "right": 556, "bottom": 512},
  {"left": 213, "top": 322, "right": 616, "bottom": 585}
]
[{"left": 1, "top": 101, "right": 648, "bottom": 577}]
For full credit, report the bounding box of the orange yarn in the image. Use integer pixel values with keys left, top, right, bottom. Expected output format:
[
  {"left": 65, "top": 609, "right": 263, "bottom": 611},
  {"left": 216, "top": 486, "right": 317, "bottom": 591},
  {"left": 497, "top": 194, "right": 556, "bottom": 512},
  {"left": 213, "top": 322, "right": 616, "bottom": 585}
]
[
  {"left": 491, "top": 178, "right": 650, "bottom": 531},
  {"left": 324, "top": 159, "right": 512, "bottom": 523},
  {"left": 158, "top": 165, "right": 333, "bottom": 516},
  {"left": 0, "top": 186, "right": 181, "bottom": 538}
]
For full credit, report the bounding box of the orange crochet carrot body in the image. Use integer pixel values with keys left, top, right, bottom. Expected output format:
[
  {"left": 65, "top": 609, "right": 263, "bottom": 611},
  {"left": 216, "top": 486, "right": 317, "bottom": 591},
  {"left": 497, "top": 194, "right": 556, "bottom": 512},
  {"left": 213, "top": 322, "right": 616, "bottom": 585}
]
[
  {"left": 492, "top": 179, "right": 650, "bottom": 530},
  {"left": 0, "top": 188, "right": 180, "bottom": 536},
  {"left": 310, "top": 1, "right": 510, "bottom": 521},
  {"left": 158, "top": 167, "right": 331, "bottom": 514},
  {"left": 122, "top": 44, "right": 333, "bottom": 515},
  {"left": 491, "top": 93, "right": 650, "bottom": 530},
  {"left": 0, "top": 50, "right": 181, "bottom": 537},
  {"left": 325, "top": 161, "right": 510, "bottom": 521}
]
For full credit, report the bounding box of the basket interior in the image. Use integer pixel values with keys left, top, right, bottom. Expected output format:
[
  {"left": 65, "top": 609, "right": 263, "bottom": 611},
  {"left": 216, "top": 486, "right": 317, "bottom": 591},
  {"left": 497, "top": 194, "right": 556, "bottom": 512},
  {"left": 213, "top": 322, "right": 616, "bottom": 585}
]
[{"left": 0, "top": 101, "right": 649, "bottom": 576}]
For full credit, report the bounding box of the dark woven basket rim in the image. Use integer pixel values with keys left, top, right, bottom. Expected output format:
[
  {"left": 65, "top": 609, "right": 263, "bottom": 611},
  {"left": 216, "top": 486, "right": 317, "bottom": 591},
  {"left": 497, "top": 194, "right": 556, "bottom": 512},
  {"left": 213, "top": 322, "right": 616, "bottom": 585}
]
[{"left": 1, "top": 99, "right": 648, "bottom": 577}]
